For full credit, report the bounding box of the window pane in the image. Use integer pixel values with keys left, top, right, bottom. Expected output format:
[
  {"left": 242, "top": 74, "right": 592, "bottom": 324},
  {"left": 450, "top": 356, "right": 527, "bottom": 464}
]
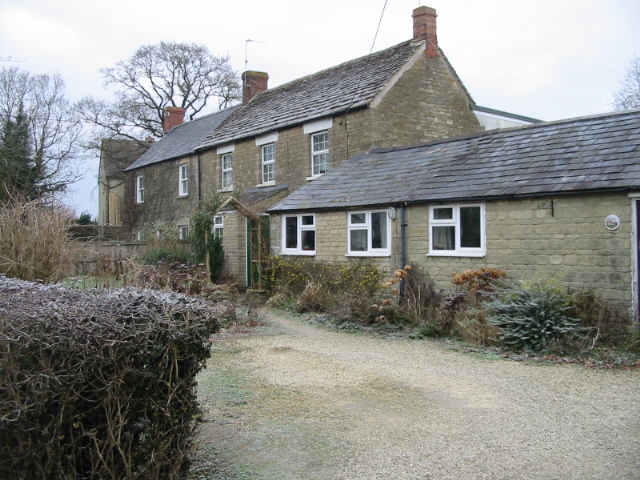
[
  {"left": 432, "top": 226, "right": 455, "bottom": 250},
  {"left": 301, "top": 230, "right": 315, "bottom": 251},
  {"left": 350, "top": 213, "right": 366, "bottom": 224},
  {"left": 285, "top": 216, "right": 298, "bottom": 249},
  {"left": 222, "top": 154, "right": 232, "bottom": 170},
  {"left": 263, "top": 163, "right": 274, "bottom": 182},
  {"left": 223, "top": 170, "right": 232, "bottom": 188},
  {"left": 460, "top": 206, "right": 481, "bottom": 248},
  {"left": 263, "top": 144, "right": 275, "bottom": 162},
  {"left": 312, "top": 132, "right": 328, "bottom": 152},
  {"left": 301, "top": 215, "right": 314, "bottom": 226},
  {"left": 350, "top": 229, "right": 367, "bottom": 251},
  {"left": 371, "top": 212, "right": 387, "bottom": 249},
  {"left": 433, "top": 207, "right": 453, "bottom": 220},
  {"left": 313, "top": 153, "right": 328, "bottom": 175}
]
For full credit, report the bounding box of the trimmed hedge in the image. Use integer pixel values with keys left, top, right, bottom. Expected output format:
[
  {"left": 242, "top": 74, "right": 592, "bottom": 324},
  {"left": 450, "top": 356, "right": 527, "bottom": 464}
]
[{"left": 0, "top": 277, "right": 219, "bottom": 479}]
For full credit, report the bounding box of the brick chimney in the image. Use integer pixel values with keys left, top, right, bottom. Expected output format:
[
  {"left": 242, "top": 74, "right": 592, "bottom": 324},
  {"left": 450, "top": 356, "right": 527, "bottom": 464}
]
[
  {"left": 163, "top": 106, "right": 185, "bottom": 134},
  {"left": 412, "top": 6, "right": 438, "bottom": 58},
  {"left": 242, "top": 71, "right": 269, "bottom": 105}
]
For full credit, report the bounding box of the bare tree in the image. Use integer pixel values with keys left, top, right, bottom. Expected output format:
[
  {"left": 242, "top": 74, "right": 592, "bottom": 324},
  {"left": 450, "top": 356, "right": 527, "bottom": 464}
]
[
  {"left": 76, "top": 41, "right": 241, "bottom": 143},
  {"left": 0, "top": 67, "right": 81, "bottom": 202},
  {"left": 612, "top": 55, "right": 640, "bottom": 111}
]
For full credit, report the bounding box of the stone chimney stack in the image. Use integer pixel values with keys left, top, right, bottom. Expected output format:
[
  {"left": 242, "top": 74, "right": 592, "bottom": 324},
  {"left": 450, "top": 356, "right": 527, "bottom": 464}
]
[
  {"left": 163, "top": 106, "right": 185, "bottom": 134},
  {"left": 412, "top": 6, "right": 438, "bottom": 58},
  {"left": 242, "top": 71, "right": 269, "bottom": 105}
]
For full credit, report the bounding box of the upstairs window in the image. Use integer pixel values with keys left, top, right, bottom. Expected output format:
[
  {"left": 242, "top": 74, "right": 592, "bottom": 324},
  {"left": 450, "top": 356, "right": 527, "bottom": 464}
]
[
  {"left": 347, "top": 210, "right": 390, "bottom": 256},
  {"left": 213, "top": 215, "right": 224, "bottom": 241},
  {"left": 221, "top": 153, "right": 233, "bottom": 189},
  {"left": 311, "top": 131, "right": 329, "bottom": 176},
  {"left": 179, "top": 164, "right": 189, "bottom": 196},
  {"left": 282, "top": 214, "right": 316, "bottom": 255},
  {"left": 262, "top": 144, "right": 275, "bottom": 184},
  {"left": 136, "top": 175, "right": 145, "bottom": 204},
  {"left": 178, "top": 225, "right": 189, "bottom": 240},
  {"left": 429, "top": 204, "right": 485, "bottom": 256}
]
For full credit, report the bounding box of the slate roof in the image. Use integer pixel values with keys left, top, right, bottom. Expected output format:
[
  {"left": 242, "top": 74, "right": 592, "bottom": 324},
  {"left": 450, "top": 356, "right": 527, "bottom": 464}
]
[
  {"left": 125, "top": 105, "right": 240, "bottom": 171},
  {"left": 268, "top": 109, "right": 640, "bottom": 212},
  {"left": 199, "top": 40, "right": 427, "bottom": 149}
]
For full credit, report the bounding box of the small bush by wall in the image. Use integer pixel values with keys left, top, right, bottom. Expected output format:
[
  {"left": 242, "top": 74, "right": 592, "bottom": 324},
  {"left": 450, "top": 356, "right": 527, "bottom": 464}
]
[{"left": 0, "top": 277, "right": 219, "bottom": 480}]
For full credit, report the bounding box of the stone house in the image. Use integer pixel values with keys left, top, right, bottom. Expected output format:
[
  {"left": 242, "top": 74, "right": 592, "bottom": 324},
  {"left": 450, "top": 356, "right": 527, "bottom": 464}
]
[
  {"left": 121, "top": 7, "right": 535, "bottom": 285},
  {"left": 268, "top": 109, "right": 640, "bottom": 319},
  {"left": 124, "top": 6, "right": 535, "bottom": 285},
  {"left": 97, "top": 138, "right": 152, "bottom": 225},
  {"left": 123, "top": 105, "right": 238, "bottom": 236}
]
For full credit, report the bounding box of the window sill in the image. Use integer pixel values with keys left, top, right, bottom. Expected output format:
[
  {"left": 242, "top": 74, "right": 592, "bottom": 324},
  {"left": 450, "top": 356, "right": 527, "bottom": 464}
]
[
  {"left": 217, "top": 187, "right": 233, "bottom": 193},
  {"left": 306, "top": 174, "right": 324, "bottom": 181},
  {"left": 427, "top": 251, "right": 486, "bottom": 258},
  {"left": 257, "top": 181, "right": 276, "bottom": 187},
  {"left": 281, "top": 251, "right": 316, "bottom": 256},
  {"left": 177, "top": 194, "right": 189, "bottom": 199},
  {"left": 346, "top": 252, "right": 391, "bottom": 258}
]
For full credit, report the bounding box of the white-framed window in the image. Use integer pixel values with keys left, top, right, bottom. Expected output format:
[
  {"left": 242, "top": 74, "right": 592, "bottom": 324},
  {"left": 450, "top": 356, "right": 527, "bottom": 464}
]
[
  {"left": 221, "top": 153, "right": 233, "bottom": 189},
  {"left": 179, "top": 164, "right": 189, "bottom": 196},
  {"left": 311, "top": 131, "right": 329, "bottom": 176},
  {"left": 429, "top": 204, "right": 485, "bottom": 256},
  {"left": 282, "top": 214, "right": 316, "bottom": 255},
  {"left": 178, "top": 225, "right": 189, "bottom": 241},
  {"left": 213, "top": 215, "right": 224, "bottom": 240},
  {"left": 136, "top": 175, "right": 145, "bottom": 203},
  {"left": 262, "top": 144, "right": 275, "bottom": 184},
  {"left": 347, "top": 210, "right": 390, "bottom": 256}
]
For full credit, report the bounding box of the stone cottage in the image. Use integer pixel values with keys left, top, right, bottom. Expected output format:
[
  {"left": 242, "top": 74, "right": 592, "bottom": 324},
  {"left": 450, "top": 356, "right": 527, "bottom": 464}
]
[
  {"left": 268, "top": 109, "right": 640, "bottom": 319},
  {"left": 124, "top": 6, "right": 531, "bottom": 285}
]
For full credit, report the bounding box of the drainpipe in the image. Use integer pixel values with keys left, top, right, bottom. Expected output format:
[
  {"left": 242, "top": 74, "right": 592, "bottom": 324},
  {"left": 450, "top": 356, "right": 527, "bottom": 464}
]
[{"left": 399, "top": 203, "right": 407, "bottom": 304}]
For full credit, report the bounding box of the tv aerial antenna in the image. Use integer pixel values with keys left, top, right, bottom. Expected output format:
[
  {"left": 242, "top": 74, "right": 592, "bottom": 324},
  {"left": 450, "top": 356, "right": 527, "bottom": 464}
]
[{"left": 244, "top": 39, "right": 267, "bottom": 74}]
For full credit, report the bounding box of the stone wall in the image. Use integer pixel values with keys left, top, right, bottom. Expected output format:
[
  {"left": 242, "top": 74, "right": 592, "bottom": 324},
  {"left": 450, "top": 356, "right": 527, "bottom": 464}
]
[
  {"left": 371, "top": 53, "right": 482, "bottom": 147},
  {"left": 127, "top": 154, "right": 200, "bottom": 229},
  {"left": 272, "top": 192, "right": 635, "bottom": 311}
]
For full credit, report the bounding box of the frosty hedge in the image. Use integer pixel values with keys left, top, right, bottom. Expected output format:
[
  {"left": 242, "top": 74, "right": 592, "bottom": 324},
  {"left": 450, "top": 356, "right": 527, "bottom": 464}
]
[{"left": 0, "top": 277, "right": 219, "bottom": 480}]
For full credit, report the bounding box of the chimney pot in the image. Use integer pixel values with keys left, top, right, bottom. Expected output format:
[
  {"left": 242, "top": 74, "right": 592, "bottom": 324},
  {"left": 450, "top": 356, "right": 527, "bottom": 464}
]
[
  {"left": 242, "top": 71, "right": 269, "bottom": 105},
  {"left": 163, "top": 106, "right": 185, "bottom": 134},
  {"left": 412, "top": 6, "right": 438, "bottom": 58}
]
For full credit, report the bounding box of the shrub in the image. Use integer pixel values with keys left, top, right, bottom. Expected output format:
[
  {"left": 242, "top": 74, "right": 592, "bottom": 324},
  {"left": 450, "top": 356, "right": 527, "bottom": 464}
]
[
  {"left": 485, "top": 278, "right": 582, "bottom": 351},
  {"left": 443, "top": 268, "right": 507, "bottom": 344},
  {"left": 208, "top": 236, "right": 225, "bottom": 283},
  {"left": 0, "top": 277, "right": 219, "bottom": 480},
  {"left": 264, "top": 256, "right": 383, "bottom": 320},
  {"left": 129, "top": 261, "right": 210, "bottom": 295},
  {"left": 0, "top": 198, "right": 71, "bottom": 282},
  {"left": 140, "top": 246, "right": 192, "bottom": 265}
]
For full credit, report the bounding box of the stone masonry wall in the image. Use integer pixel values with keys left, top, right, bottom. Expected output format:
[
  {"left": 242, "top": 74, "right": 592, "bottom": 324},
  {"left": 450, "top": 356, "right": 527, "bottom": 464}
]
[
  {"left": 371, "top": 53, "right": 482, "bottom": 147},
  {"left": 127, "top": 154, "right": 200, "bottom": 229},
  {"left": 199, "top": 108, "right": 373, "bottom": 198},
  {"left": 408, "top": 193, "right": 633, "bottom": 306},
  {"left": 271, "top": 192, "right": 634, "bottom": 312}
]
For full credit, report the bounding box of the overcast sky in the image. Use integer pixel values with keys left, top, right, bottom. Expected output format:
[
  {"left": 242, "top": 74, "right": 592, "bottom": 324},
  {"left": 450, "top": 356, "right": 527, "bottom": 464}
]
[{"left": 1, "top": 0, "right": 638, "bottom": 217}]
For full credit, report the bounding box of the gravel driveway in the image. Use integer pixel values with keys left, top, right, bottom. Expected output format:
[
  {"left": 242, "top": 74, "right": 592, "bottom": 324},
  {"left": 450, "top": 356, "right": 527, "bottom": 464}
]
[{"left": 195, "top": 309, "right": 640, "bottom": 480}]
